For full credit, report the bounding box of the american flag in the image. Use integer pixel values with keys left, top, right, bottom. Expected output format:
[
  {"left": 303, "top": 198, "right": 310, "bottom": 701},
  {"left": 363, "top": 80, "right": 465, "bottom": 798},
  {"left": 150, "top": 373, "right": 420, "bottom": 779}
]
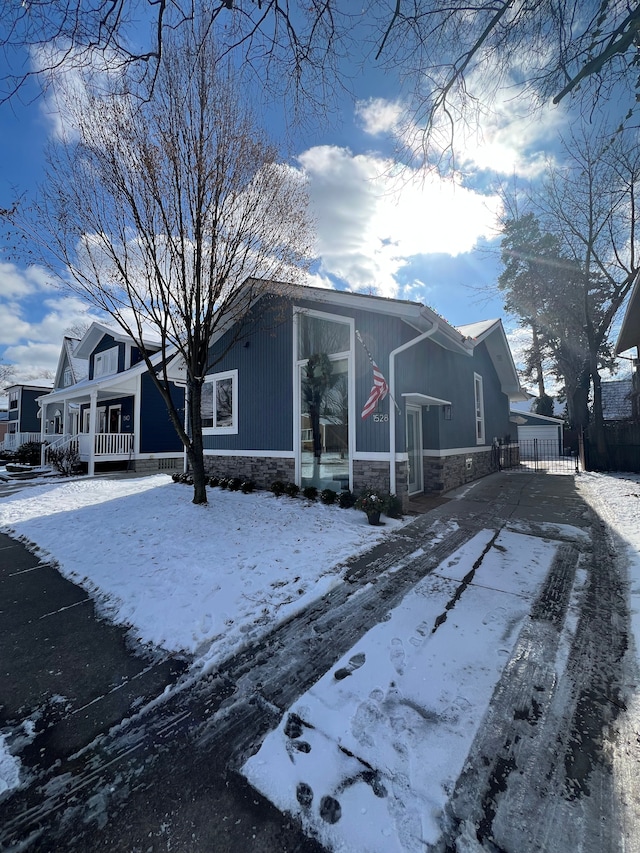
[{"left": 361, "top": 359, "right": 389, "bottom": 419}]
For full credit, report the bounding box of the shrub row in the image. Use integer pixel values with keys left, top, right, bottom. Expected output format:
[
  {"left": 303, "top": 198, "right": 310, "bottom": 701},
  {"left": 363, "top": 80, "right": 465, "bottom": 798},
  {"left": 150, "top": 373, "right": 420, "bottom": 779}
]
[
  {"left": 269, "top": 480, "right": 359, "bottom": 508},
  {"left": 171, "top": 472, "right": 256, "bottom": 493},
  {"left": 171, "top": 472, "right": 402, "bottom": 518}
]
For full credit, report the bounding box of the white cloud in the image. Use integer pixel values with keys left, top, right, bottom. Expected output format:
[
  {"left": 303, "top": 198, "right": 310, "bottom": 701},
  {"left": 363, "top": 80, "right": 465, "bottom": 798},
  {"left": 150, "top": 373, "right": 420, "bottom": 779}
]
[
  {"left": 31, "top": 41, "right": 127, "bottom": 141},
  {"left": 0, "top": 286, "right": 105, "bottom": 383},
  {"left": 448, "top": 82, "right": 565, "bottom": 178},
  {"left": 298, "top": 144, "right": 502, "bottom": 298},
  {"left": 356, "top": 98, "right": 404, "bottom": 136},
  {"left": 2, "top": 341, "right": 59, "bottom": 378},
  {"left": 0, "top": 262, "right": 54, "bottom": 299},
  {"left": 358, "top": 72, "right": 567, "bottom": 180}
]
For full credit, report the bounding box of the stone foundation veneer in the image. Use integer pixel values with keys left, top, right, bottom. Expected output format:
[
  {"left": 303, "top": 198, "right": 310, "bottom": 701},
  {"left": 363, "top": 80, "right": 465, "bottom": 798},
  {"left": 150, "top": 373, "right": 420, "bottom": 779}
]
[
  {"left": 423, "top": 448, "right": 499, "bottom": 494},
  {"left": 352, "top": 458, "right": 410, "bottom": 507},
  {"left": 198, "top": 450, "right": 497, "bottom": 500},
  {"left": 203, "top": 454, "right": 295, "bottom": 489}
]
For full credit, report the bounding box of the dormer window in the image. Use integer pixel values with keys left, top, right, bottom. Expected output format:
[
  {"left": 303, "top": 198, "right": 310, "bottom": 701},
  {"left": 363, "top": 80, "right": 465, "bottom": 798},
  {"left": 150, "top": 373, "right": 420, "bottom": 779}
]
[
  {"left": 63, "top": 366, "right": 73, "bottom": 387},
  {"left": 94, "top": 346, "right": 119, "bottom": 378}
]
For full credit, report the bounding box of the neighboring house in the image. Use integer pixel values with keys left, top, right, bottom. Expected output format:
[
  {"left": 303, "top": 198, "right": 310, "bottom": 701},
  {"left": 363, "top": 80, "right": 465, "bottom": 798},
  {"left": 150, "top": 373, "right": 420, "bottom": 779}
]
[
  {"left": 616, "top": 274, "right": 640, "bottom": 421},
  {"left": 2, "top": 383, "right": 52, "bottom": 453},
  {"left": 509, "top": 410, "right": 565, "bottom": 458},
  {"left": 38, "top": 324, "right": 185, "bottom": 475},
  {"left": 191, "top": 285, "right": 525, "bottom": 502},
  {"left": 601, "top": 379, "right": 634, "bottom": 422},
  {"left": 0, "top": 408, "right": 9, "bottom": 448}
]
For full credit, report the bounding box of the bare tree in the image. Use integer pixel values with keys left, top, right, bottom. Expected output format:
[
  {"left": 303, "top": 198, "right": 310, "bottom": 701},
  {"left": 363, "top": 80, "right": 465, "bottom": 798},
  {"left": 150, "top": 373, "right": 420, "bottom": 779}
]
[
  {"left": 2, "top": 2, "right": 639, "bottom": 148},
  {"left": 4, "top": 22, "right": 313, "bottom": 503},
  {"left": 499, "top": 126, "right": 640, "bottom": 450},
  {"left": 0, "top": 361, "right": 16, "bottom": 392}
]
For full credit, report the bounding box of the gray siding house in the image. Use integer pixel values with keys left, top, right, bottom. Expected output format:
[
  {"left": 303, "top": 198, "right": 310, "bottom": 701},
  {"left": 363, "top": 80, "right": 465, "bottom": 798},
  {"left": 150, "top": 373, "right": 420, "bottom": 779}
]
[
  {"left": 38, "top": 323, "right": 185, "bottom": 475},
  {"left": 198, "top": 285, "right": 524, "bottom": 501}
]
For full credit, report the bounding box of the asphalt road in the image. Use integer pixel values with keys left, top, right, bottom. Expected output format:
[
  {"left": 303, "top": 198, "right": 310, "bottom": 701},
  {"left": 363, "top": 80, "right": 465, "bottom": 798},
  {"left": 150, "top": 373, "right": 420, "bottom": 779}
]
[{"left": 0, "top": 471, "right": 638, "bottom": 853}]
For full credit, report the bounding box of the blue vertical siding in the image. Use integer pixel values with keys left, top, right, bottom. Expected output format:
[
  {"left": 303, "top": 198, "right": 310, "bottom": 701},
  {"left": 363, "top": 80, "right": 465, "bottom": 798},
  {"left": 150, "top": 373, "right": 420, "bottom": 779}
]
[
  {"left": 203, "top": 298, "right": 294, "bottom": 451},
  {"left": 202, "top": 294, "right": 512, "bottom": 456},
  {"left": 20, "top": 389, "right": 45, "bottom": 432},
  {"left": 79, "top": 395, "right": 135, "bottom": 433},
  {"left": 140, "top": 375, "right": 184, "bottom": 453}
]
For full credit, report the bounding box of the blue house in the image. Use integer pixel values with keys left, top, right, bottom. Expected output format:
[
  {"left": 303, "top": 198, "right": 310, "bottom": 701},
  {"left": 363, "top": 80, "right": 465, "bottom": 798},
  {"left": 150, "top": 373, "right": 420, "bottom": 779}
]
[
  {"left": 197, "top": 285, "right": 524, "bottom": 502},
  {"left": 38, "top": 323, "right": 185, "bottom": 475},
  {"left": 2, "top": 383, "right": 52, "bottom": 453}
]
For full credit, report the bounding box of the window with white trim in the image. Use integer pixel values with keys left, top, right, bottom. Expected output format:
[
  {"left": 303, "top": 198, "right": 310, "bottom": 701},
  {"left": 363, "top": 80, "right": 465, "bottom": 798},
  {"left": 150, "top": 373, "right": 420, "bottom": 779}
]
[
  {"left": 9, "top": 390, "right": 18, "bottom": 410},
  {"left": 94, "top": 346, "right": 119, "bottom": 378},
  {"left": 63, "top": 366, "right": 73, "bottom": 387},
  {"left": 201, "top": 370, "right": 238, "bottom": 433},
  {"left": 474, "top": 373, "right": 485, "bottom": 444}
]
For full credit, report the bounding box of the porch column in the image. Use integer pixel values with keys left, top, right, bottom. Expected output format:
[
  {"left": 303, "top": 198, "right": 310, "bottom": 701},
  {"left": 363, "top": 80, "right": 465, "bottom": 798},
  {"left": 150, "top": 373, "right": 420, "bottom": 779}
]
[
  {"left": 63, "top": 399, "right": 70, "bottom": 436},
  {"left": 134, "top": 374, "right": 141, "bottom": 458},
  {"left": 40, "top": 400, "right": 46, "bottom": 465},
  {"left": 88, "top": 389, "right": 98, "bottom": 477}
]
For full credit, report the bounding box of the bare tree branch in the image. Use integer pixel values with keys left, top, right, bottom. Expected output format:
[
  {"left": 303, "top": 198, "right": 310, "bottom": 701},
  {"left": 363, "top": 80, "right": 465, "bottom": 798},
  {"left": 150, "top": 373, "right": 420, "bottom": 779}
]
[{"left": 3, "top": 20, "right": 314, "bottom": 503}]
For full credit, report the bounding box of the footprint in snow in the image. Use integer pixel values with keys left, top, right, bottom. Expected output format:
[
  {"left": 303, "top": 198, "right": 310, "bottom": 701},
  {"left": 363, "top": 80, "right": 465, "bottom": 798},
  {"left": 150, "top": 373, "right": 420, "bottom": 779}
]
[
  {"left": 390, "top": 638, "right": 405, "bottom": 675},
  {"left": 334, "top": 652, "right": 366, "bottom": 681},
  {"left": 319, "top": 795, "right": 342, "bottom": 824},
  {"left": 296, "top": 782, "right": 313, "bottom": 809},
  {"left": 284, "top": 712, "right": 314, "bottom": 739}
]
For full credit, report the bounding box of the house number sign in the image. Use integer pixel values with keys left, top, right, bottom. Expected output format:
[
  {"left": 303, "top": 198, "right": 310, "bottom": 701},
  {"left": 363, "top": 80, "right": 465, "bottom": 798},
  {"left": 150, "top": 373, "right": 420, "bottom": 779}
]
[{"left": 373, "top": 413, "right": 389, "bottom": 423}]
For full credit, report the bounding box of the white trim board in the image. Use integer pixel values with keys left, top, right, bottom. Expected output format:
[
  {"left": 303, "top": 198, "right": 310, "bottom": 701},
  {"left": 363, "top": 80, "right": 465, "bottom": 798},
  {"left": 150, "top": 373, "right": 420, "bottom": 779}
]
[
  {"left": 203, "top": 449, "right": 295, "bottom": 458},
  {"left": 423, "top": 446, "right": 491, "bottom": 457}
]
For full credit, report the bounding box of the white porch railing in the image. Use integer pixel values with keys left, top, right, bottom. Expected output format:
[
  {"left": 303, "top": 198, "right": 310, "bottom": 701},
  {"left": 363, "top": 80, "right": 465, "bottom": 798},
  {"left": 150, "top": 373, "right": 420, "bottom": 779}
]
[
  {"left": 42, "top": 434, "right": 79, "bottom": 465},
  {"left": 78, "top": 432, "right": 135, "bottom": 458},
  {"left": 2, "top": 432, "right": 43, "bottom": 452}
]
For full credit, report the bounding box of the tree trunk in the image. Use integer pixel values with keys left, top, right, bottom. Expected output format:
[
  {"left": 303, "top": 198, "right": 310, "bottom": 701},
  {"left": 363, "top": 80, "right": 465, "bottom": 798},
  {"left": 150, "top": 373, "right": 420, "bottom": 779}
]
[
  {"left": 590, "top": 355, "right": 608, "bottom": 459},
  {"left": 532, "top": 326, "right": 546, "bottom": 398},
  {"left": 188, "top": 379, "right": 208, "bottom": 505},
  {"left": 571, "top": 363, "right": 591, "bottom": 431}
]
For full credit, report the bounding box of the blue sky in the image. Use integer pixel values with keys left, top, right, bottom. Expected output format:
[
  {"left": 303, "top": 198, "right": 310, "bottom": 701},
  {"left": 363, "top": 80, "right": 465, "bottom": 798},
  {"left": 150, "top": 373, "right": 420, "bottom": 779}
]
[{"left": 0, "top": 32, "right": 583, "bottom": 389}]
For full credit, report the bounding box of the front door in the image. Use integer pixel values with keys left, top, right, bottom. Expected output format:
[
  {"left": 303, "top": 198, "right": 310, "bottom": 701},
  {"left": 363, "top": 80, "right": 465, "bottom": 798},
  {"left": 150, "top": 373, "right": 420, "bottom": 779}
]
[
  {"left": 108, "top": 404, "right": 122, "bottom": 433},
  {"left": 406, "top": 405, "right": 423, "bottom": 495}
]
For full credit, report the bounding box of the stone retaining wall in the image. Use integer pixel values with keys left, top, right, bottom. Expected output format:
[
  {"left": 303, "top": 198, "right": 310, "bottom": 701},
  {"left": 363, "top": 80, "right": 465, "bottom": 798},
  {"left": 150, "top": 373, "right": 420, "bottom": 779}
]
[{"left": 423, "top": 449, "right": 498, "bottom": 493}]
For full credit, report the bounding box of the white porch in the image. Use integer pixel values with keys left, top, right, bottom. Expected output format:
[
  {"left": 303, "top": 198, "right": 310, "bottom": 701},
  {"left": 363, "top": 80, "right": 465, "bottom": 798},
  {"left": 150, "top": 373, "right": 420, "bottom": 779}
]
[
  {"left": 39, "top": 373, "right": 140, "bottom": 476},
  {"left": 45, "top": 432, "right": 135, "bottom": 463}
]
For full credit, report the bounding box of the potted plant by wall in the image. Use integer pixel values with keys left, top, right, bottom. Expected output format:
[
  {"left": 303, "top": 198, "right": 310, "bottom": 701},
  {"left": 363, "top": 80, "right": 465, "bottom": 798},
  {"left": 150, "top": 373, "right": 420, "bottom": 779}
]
[{"left": 355, "top": 488, "right": 385, "bottom": 525}]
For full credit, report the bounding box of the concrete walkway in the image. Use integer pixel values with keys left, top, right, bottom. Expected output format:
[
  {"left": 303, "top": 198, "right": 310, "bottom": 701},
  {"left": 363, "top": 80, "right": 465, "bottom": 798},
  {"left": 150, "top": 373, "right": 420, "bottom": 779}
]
[{"left": 0, "top": 532, "right": 188, "bottom": 762}]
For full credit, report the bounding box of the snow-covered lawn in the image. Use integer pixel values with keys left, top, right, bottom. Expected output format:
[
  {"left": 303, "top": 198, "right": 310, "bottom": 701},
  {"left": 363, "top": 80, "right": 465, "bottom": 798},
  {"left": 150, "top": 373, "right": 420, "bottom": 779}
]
[
  {"left": 0, "top": 474, "right": 403, "bottom": 664},
  {"left": 1, "top": 470, "right": 639, "bottom": 851}
]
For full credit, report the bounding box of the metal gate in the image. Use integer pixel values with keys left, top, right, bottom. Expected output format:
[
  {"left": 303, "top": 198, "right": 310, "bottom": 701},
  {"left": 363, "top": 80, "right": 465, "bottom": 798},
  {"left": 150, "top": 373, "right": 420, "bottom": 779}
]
[{"left": 500, "top": 439, "right": 579, "bottom": 474}]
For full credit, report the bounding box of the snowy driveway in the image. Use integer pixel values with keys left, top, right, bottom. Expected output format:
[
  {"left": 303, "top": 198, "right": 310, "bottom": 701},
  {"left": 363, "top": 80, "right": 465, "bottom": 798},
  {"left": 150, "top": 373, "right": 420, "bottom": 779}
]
[{"left": 0, "top": 471, "right": 638, "bottom": 853}]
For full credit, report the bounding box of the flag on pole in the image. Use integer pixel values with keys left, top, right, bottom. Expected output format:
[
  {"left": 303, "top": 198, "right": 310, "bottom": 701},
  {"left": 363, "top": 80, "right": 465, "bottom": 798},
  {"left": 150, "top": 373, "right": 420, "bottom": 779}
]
[{"left": 361, "top": 358, "right": 389, "bottom": 419}]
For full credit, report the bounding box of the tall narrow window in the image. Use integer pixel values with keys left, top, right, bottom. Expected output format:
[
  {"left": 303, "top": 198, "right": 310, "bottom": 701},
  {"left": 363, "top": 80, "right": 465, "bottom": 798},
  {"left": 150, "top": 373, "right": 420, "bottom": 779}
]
[
  {"left": 474, "top": 373, "right": 485, "bottom": 444},
  {"left": 201, "top": 370, "right": 238, "bottom": 433},
  {"left": 296, "top": 310, "right": 352, "bottom": 491}
]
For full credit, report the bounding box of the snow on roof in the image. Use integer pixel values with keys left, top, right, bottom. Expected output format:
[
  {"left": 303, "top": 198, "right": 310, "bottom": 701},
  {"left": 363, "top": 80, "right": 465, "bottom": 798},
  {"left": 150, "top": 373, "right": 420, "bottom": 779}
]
[
  {"left": 456, "top": 319, "right": 501, "bottom": 340},
  {"left": 64, "top": 337, "right": 88, "bottom": 384}
]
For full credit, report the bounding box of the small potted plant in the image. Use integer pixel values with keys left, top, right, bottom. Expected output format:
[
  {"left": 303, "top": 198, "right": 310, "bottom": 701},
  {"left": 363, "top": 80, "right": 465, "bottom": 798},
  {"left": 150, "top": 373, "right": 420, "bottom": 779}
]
[{"left": 355, "top": 487, "right": 385, "bottom": 525}]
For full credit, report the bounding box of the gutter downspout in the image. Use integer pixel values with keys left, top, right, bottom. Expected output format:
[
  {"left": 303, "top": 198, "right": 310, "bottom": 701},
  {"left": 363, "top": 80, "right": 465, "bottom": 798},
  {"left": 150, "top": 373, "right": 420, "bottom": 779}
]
[{"left": 389, "top": 322, "right": 439, "bottom": 496}]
